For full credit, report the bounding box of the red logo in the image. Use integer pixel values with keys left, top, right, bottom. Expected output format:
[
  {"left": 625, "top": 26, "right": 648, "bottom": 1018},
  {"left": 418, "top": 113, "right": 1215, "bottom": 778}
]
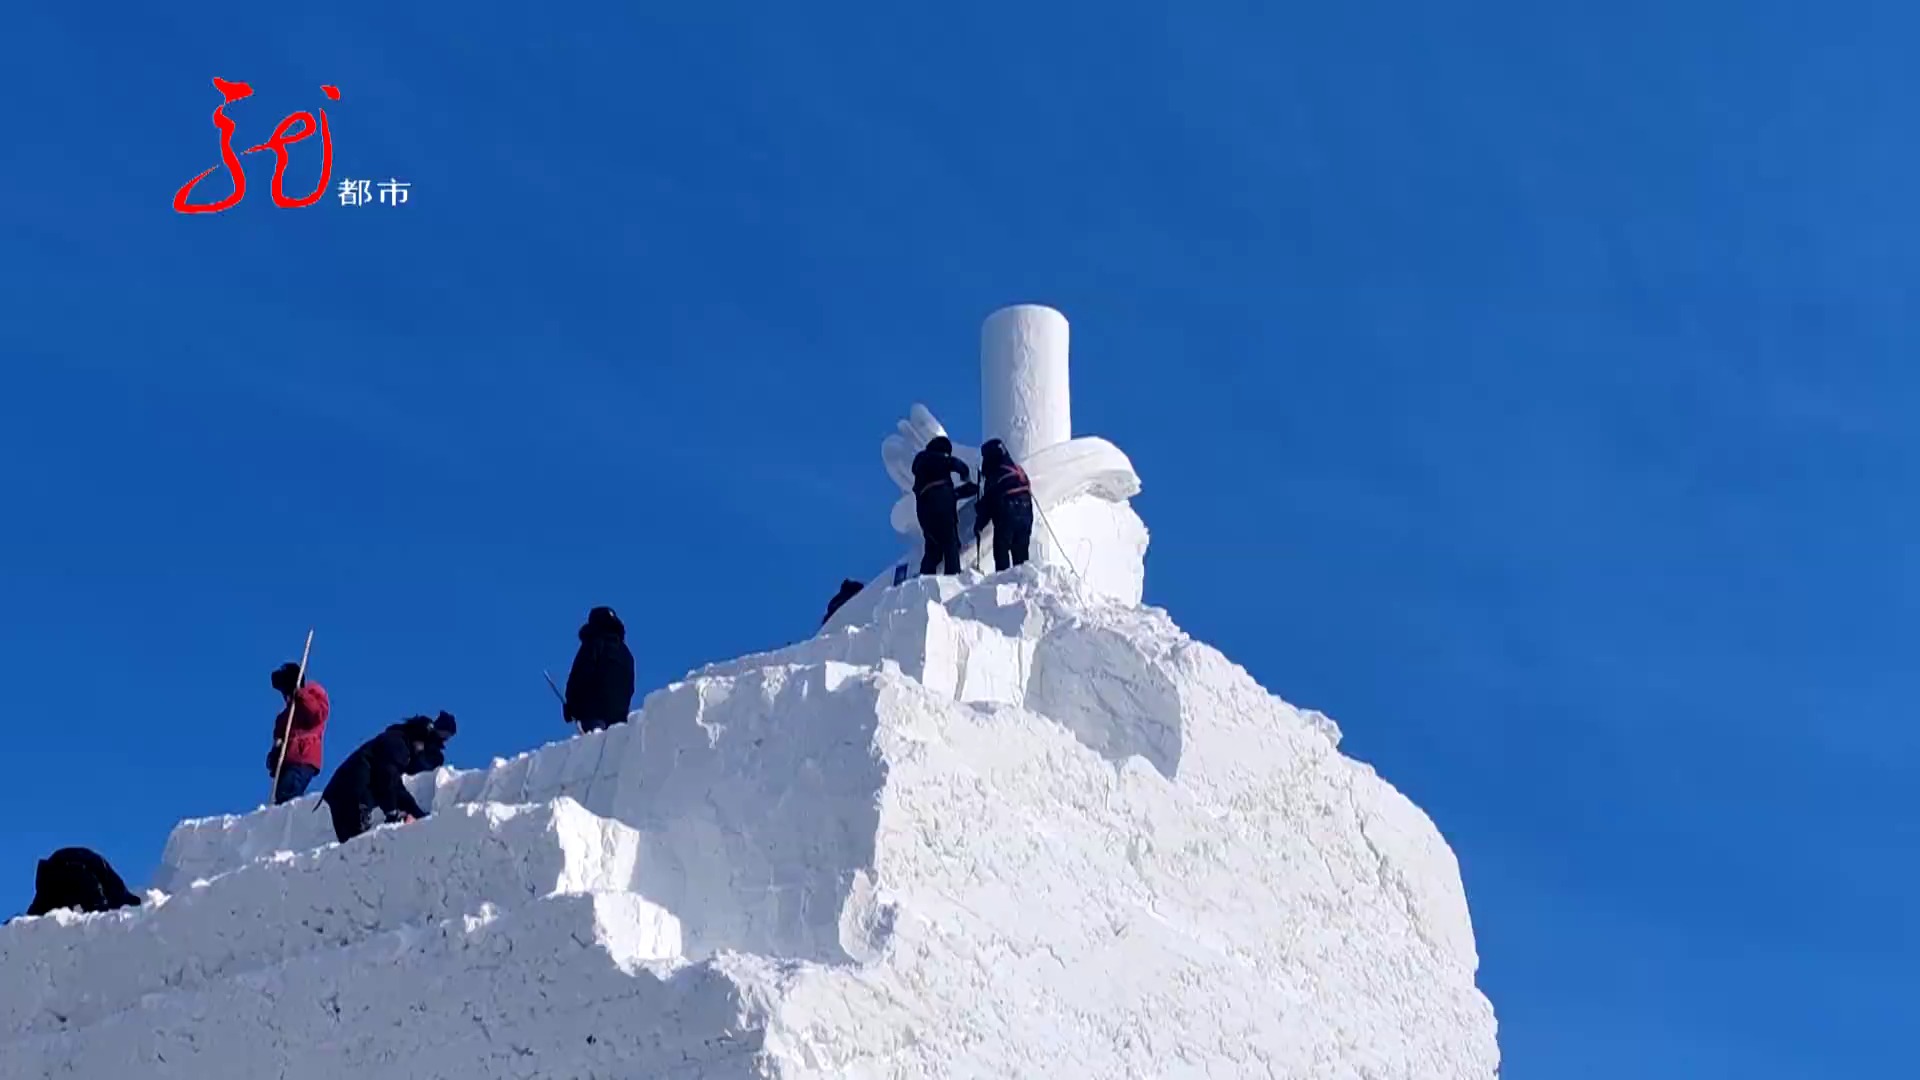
[{"left": 173, "top": 78, "right": 339, "bottom": 214}]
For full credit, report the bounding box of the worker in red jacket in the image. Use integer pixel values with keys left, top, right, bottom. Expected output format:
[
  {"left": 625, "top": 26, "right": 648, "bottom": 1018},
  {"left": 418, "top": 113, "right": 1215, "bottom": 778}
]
[{"left": 266, "top": 662, "right": 330, "bottom": 804}]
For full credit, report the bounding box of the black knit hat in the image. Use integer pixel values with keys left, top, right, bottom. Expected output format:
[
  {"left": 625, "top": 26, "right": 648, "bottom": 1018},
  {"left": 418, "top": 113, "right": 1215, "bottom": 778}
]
[
  {"left": 433, "top": 711, "right": 458, "bottom": 737},
  {"left": 927, "top": 435, "right": 952, "bottom": 455},
  {"left": 581, "top": 606, "right": 626, "bottom": 641},
  {"left": 271, "top": 663, "right": 303, "bottom": 695}
]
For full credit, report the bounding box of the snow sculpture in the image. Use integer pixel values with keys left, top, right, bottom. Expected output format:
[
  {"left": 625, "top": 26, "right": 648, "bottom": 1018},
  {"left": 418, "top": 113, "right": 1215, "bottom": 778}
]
[
  {"left": 0, "top": 305, "right": 1500, "bottom": 1078},
  {"left": 7, "top": 565, "right": 1500, "bottom": 1078},
  {"left": 856, "top": 304, "right": 1148, "bottom": 628}
]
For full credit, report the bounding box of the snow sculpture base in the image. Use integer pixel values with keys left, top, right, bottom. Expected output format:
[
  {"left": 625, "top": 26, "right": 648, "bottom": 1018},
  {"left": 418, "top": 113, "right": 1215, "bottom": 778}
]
[
  {"left": 4, "top": 566, "right": 1498, "bottom": 1079},
  {"left": 1027, "top": 493, "right": 1148, "bottom": 605}
]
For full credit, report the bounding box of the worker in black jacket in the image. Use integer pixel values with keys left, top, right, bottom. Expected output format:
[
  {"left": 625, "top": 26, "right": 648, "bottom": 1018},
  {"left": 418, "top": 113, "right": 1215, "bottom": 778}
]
[
  {"left": 564, "top": 606, "right": 636, "bottom": 732},
  {"left": 911, "top": 435, "right": 975, "bottom": 576},
  {"left": 821, "top": 578, "right": 865, "bottom": 624},
  {"left": 320, "top": 713, "right": 457, "bottom": 844},
  {"left": 23, "top": 848, "right": 142, "bottom": 918}
]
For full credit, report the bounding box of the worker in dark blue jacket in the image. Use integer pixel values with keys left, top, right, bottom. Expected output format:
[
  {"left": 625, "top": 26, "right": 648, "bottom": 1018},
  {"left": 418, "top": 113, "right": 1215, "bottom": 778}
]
[
  {"left": 973, "top": 438, "right": 1034, "bottom": 571},
  {"left": 320, "top": 713, "right": 456, "bottom": 844}
]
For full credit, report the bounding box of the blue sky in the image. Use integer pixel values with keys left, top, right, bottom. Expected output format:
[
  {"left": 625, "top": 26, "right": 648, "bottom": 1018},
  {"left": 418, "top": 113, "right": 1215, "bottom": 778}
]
[{"left": 2, "top": 4, "right": 1912, "bottom": 1075}]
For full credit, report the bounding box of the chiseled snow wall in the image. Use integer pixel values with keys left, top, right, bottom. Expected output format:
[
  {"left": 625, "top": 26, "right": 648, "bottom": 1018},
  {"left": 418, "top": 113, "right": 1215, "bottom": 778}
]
[
  {"left": 2, "top": 801, "right": 769, "bottom": 1080},
  {"left": 156, "top": 722, "right": 639, "bottom": 893},
  {"left": 10, "top": 565, "right": 1498, "bottom": 1079},
  {"left": 6, "top": 801, "right": 659, "bottom": 1038}
]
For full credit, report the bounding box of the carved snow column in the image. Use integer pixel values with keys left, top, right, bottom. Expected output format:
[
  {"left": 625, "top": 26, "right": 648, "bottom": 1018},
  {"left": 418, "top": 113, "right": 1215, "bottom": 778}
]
[
  {"left": 981, "top": 304, "right": 1072, "bottom": 462},
  {"left": 981, "top": 305, "right": 1073, "bottom": 569}
]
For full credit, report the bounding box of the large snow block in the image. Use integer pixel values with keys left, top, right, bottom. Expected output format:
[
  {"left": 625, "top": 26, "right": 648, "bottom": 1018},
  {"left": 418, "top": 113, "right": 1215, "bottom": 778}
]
[
  {"left": 612, "top": 662, "right": 890, "bottom": 963},
  {"left": 720, "top": 654, "right": 1497, "bottom": 1078},
  {"left": 4, "top": 892, "right": 753, "bottom": 1080},
  {"left": 1, "top": 799, "right": 667, "bottom": 1041},
  {"left": 49, "top": 562, "right": 1493, "bottom": 1078}
]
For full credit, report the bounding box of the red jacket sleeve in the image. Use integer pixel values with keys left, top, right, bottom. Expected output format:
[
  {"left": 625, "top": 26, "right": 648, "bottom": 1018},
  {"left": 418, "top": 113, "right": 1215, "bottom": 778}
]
[{"left": 293, "top": 684, "right": 329, "bottom": 730}]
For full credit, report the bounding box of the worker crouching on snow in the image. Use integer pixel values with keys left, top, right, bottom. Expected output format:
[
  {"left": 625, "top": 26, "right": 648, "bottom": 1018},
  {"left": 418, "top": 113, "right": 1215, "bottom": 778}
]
[
  {"left": 320, "top": 712, "right": 457, "bottom": 844},
  {"left": 973, "top": 438, "right": 1035, "bottom": 572},
  {"left": 22, "top": 847, "right": 142, "bottom": 919}
]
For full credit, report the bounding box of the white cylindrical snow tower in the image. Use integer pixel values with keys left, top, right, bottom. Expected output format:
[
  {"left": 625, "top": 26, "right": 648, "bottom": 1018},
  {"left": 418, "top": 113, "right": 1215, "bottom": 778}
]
[{"left": 981, "top": 304, "right": 1072, "bottom": 462}]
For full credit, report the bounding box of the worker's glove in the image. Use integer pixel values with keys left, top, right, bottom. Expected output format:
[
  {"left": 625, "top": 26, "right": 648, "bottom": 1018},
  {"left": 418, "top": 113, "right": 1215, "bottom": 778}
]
[{"left": 265, "top": 746, "right": 283, "bottom": 775}]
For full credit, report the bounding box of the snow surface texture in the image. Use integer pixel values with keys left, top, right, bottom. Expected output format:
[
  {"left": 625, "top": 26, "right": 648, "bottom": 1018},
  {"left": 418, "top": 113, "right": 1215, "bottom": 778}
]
[{"left": 5, "top": 565, "right": 1498, "bottom": 1078}]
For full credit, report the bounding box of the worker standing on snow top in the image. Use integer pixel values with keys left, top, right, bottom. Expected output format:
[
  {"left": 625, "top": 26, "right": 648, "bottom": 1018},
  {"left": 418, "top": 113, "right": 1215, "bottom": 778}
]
[
  {"left": 564, "top": 606, "right": 635, "bottom": 732},
  {"left": 319, "top": 713, "right": 456, "bottom": 844},
  {"left": 267, "top": 661, "right": 331, "bottom": 804},
  {"left": 912, "top": 435, "right": 974, "bottom": 576},
  {"left": 973, "top": 438, "right": 1035, "bottom": 572}
]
